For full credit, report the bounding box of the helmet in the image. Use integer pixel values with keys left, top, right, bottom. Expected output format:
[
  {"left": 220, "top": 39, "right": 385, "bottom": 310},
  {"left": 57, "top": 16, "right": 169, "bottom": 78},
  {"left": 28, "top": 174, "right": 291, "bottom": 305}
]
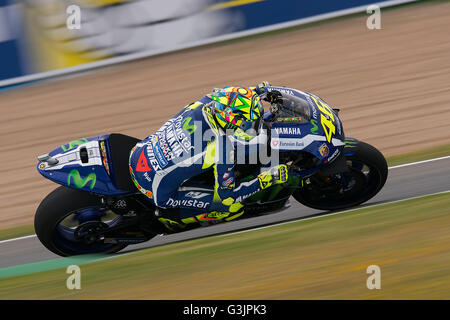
[{"left": 211, "top": 86, "right": 263, "bottom": 140}]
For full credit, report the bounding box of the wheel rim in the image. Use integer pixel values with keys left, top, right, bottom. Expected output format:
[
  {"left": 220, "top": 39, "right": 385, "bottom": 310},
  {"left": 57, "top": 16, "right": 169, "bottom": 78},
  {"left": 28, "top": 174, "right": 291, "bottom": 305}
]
[
  {"left": 296, "top": 157, "right": 383, "bottom": 209},
  {"left": 53, "top": 207, "right": 123, "bottom": 254}
]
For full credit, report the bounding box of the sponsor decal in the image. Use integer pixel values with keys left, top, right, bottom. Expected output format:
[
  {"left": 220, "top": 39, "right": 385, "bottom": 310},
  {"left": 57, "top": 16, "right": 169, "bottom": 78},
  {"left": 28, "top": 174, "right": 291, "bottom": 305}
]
[
  {"left": 182, "top": 116, "right": 197, "bottom": 135},
  {"left": 223, "top": 168, "right": 231, "bottom": 179},
  {"left": 235, "top": 189, "right": 260, "bottom": 203},
  {"left": 153, "top": 142, "right": 169, "bottom": 168},
  {"left": 162, "top": 142, "right": 170, "bottom": 156},
  {"left": 145, "top": 142, "right": 163, "bottom": 174},
  {"left": 38, "top": 163, "right": 46, "bottom": 170},
  {"left": 310, "top": 119, "right": 319, "bottom": 134},
  {"left": 319, "top": 143, "right": 329, "bottom": 157},
  {"left": 345, "top": 138, "right": 358, "bottom": 148},
  {"left": 178, "top": 133, "right": 193, "bottom": 151},
  {"left": 274, "top": 127, "right": 301, "bottom": 136},
  {"left": 275, "top": 117, "right": 303, "bottom": 123},
  {"left": 166, "top": 198, "right": 210, "bottom": 209},
  {"left": 222, "top": 177, "right": 234, "bottom": 188},
  {"left": 153, "top": 114, "right": 193, "bottom": 165},
  {"left": 327, "top": 149, "right": 340, "bottom": 163},
  {"left": 268, "top": 87, "right": 294, "bottom": 96},
  {"left": 143, "top": 172, "right": 152, "bottom": 182},
  {"left": 307, "top": 95, "right": 319, "bottom": 120},
  {"left": 67, "top": 169, "right": 96, "bottom": 190},
  {"left": 271, "top": 139, "right": 279, "bottom": 147},
  {"left": 136, "top": 149, "right": 152, "bottom": 172},
  {"left": 185, "top": 191, "right": 209, "bottom": 199},
  {"left": 272, "top": 139, "right": 304, "bottom": 149},
  {"left": 61, "top": 138, "right": 88, "bottom": 152},
  {"left": 100, "top": 141, "right": 110, "bottom": 175}
]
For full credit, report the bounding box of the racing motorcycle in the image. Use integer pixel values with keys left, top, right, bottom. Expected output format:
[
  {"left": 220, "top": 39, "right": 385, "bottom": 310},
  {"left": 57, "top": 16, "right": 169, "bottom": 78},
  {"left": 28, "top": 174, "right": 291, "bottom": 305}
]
[{"left": 34, "top": 86, "right": 388, "bottom": 256}]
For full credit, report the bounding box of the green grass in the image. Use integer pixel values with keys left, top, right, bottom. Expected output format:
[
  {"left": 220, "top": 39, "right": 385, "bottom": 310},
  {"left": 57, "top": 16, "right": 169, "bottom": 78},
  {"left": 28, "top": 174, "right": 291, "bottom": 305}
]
[
  {"left": 386, "top": 144, "right": 450, "bottom": 167},
  {"left": 1, "top": 192, "right": 449, "bottom": 299},
  {"left": 0, "top": 225, "right": 35, "bottom": 241}
]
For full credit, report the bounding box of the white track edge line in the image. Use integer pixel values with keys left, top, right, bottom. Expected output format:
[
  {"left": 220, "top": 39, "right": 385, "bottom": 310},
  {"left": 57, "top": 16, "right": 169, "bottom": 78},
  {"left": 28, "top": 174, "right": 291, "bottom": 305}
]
[
  {"left": 0, "top": 234, "right": 36, "bottom": 244},
  {"left": 0, "top": 154, "right": 449, "bottom": 244},
  {"left": 90, "top": 189, "right": 450, "bottom": 261},
  {"left": 217, "top": 189, "right": 450, "bottom": 237},
  {"left": 388, "top": 155, "right": 450, "bottom": 169}
]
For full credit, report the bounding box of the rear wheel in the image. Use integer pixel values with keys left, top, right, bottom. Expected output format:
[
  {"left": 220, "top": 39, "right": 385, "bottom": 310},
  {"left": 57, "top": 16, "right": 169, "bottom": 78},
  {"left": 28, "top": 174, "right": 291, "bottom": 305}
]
[
  {"left": 34, "top": 186, "right": 128, "bottom": 256},
  {"left": 292, "top": 139, "right": 388, "bottom": 211}
]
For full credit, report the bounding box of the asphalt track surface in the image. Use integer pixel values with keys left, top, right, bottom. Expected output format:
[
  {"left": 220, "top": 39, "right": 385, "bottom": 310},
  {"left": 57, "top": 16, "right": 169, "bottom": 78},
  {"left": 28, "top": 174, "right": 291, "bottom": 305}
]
[{"left": 0, "top": 157, "right": 449, "bottom": 269}]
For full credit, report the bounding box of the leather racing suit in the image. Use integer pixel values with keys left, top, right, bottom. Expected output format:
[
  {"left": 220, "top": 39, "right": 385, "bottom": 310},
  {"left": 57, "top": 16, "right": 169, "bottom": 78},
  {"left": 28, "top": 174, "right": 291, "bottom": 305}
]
[{"left": 129, "top": 90, "right": 274, "bottom": 229}]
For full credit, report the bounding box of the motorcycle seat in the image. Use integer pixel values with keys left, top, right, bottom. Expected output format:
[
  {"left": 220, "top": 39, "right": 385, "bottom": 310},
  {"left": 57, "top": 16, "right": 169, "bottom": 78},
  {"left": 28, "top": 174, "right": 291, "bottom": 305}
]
[{"left": 108, "top": 133, "right": 141, "bottom": 192}]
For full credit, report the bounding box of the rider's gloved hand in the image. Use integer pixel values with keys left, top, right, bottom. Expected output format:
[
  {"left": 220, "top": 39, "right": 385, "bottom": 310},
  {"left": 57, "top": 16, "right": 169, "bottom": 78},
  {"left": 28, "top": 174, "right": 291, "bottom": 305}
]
[
  {"left": 258, "top": 164, "right": 289, "bottom": 189},
  {"left": 254, "top": 81, "right": 272, "bottom": 95},
  {"left": 265, "top": 90, "right": 282, "bottom": 104}
]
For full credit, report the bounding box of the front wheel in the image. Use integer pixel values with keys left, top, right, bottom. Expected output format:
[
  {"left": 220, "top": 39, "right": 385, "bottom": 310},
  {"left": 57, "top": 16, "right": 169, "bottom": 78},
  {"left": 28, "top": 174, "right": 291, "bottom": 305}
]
[
  {"left": 292, "top": 139, "right": 388, "bottom": 211},
  {"left": 34, "top": 186, "right": 128, "bottom": 256}
]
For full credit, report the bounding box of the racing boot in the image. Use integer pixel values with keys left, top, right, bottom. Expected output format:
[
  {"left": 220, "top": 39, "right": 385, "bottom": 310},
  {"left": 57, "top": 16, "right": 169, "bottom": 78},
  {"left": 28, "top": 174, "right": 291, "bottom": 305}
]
[
  {"left": 155, "top": 208, "right": 187, "bottom": 232},
  {"left": 194, "top": 200, "right": 245, "bottom": 224}
]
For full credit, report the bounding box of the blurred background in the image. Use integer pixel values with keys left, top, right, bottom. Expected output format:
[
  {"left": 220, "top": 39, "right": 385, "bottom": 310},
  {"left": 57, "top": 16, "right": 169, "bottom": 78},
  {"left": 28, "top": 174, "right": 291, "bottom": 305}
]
[{"left": 0, "top": 0, "right": 418, "bottom": 84}]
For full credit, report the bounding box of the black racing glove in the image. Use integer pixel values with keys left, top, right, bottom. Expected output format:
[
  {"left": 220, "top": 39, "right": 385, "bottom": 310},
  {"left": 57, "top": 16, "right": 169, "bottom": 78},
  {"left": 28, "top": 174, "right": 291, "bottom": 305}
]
[{"left": 257, "top": 165, "right": 289, "bottom": 190}]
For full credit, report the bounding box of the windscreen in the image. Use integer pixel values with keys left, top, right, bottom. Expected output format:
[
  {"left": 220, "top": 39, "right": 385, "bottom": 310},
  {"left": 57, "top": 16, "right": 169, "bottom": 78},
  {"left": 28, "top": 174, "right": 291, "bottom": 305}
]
[{"left": 272, "top": 94, "right": 311, "bottom": 123}]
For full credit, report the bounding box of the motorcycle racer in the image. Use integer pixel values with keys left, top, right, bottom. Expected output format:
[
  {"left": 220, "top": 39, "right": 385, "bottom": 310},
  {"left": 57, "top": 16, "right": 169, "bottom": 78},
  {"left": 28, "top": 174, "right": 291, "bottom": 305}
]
[{"left": 129, "top": 82, "right": 289, "bottom": 230}]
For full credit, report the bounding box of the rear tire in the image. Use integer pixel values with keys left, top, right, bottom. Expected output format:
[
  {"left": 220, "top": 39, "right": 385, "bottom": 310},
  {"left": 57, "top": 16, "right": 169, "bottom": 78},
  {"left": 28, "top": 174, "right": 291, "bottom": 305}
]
[
  {"left": 292, "top": 139, "right": 388, "bottom": 211},
  {"left": 35, "top": 186, "right": 127, "bottom": 256}
]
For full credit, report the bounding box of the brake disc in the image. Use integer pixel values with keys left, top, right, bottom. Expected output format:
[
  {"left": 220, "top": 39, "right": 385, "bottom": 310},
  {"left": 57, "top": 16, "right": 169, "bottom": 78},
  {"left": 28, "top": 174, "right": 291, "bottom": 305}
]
[{"left": 74, "top": 221, "right": 109, "bottom": 244}]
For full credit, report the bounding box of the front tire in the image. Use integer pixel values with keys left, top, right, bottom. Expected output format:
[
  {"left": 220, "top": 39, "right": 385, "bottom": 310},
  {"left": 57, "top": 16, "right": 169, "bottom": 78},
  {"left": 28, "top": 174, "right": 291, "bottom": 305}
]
[
  {"left": 293, "top": 139, "right": 388, "bottom": 211},
  {"left": 35, "top": 186, "right": 127, "bottom": 256}
]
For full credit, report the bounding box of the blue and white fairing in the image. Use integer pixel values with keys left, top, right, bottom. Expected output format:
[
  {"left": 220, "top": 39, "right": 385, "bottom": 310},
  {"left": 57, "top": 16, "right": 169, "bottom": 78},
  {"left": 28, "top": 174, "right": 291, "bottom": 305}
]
[
  {"left": 36, "top": 134, "right": 130, "bottom": 195},
  {"left": 263, "top": 86, "right": 345, "bottom": 167}
]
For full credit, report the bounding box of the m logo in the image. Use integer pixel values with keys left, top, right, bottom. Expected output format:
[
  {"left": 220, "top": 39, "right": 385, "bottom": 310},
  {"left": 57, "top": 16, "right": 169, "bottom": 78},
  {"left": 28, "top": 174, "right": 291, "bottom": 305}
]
[
  {"left": 182, "top": 117, "right": 197, "bottom": 134},
  {"left": 61, "top": 138, "right": 88, "bottom": 152},
  {"left": 67, "top": 169, "right": 96, "bottom": 189}
]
